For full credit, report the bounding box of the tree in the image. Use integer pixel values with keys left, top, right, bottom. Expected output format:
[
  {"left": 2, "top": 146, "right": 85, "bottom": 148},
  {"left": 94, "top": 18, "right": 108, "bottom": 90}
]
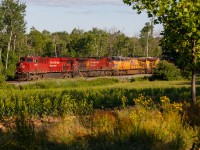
[
  {"left": 51, "top": 31, "right": 70, "bottom": 57},
  {"left": 123, "top": 0, "right": 200, "bottom": 104},
  {"left": 28, "top": 27, "right": 45, "bottom": 56},
  {"left": 0, "top": 0, "right": 26, "bottom": 70},
  {"left": 67, "top": 28, "right": 84, "bottom": 57},
  {"left": 0, "top": 0, "right": 26, "bottom": 79},
  {"left": 139, "top": 22, "right": 153, "bottom": 57}
]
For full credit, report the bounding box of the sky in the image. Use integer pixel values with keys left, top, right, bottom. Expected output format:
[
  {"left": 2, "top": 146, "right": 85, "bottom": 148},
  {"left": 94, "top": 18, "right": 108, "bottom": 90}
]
[{"left": 18, "top": 0, "right": 163, "bottom": 37}]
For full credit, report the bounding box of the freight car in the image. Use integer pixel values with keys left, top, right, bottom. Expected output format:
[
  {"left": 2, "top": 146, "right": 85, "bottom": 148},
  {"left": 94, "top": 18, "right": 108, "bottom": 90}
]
[{"left": 15, "top": 56, "right": 159, "bottom": 80}]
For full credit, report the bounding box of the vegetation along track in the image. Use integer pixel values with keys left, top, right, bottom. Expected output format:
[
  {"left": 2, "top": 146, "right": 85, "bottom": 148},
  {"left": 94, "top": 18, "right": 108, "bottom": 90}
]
[{"left": 6, "top": 74, "right": 152, "bottom": 86}]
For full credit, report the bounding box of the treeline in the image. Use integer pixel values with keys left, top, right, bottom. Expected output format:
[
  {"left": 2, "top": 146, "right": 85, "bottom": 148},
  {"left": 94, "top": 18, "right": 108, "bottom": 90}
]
[
  {"left": 27, "top": 27, "right": 161, "bottom": 58},
  {"left": 0, "top": 0, "right": 162, "bottom": 79}
]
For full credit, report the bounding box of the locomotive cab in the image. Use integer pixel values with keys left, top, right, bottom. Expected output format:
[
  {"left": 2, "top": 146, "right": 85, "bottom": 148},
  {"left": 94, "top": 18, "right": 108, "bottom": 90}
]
[
  {"left": 15, "top": 57, "right": 31, "bottom": 80},
  {"left": 15, "top": 57, "right": 41, "bottom": 80},
  {"left": 15, "top": 56, "right": 75, "bottom": 80}
]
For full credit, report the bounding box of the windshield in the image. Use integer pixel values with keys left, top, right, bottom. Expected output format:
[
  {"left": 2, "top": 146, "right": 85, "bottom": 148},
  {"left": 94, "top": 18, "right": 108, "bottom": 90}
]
[{"left": 26, "top": 58, "right": 33, "bottom": 62}]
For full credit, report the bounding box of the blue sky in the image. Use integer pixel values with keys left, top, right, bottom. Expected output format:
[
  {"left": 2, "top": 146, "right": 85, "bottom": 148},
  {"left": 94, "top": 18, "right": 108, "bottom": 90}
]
[{"left": 19, "top": 0, "right": 163, "bottom": 37}]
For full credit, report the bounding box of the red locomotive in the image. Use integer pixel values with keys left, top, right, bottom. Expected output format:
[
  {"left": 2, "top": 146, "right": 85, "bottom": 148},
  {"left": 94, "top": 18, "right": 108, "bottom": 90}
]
[
  {"left": 15, "top": 56, "right": 159, "bottom": 80},
  {"left": 15, "top": 56, "right": 76, "bottom": 80},
  {"left": 76, "top": 57, "right": 114, "bottom": 77},
  {"left": 15, "top": 56, "right": 115, "bottom": 80}
]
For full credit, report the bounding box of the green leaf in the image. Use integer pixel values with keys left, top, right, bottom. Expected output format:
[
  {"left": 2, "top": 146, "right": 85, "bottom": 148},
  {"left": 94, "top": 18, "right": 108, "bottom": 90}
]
[
  {"left": 192, "top": 28, "right": 197, "bottom": 32},
  {"left": 187, "top": 33, "right": 192, "bottom": 37},
  {"left": 184, "top": 8, "right": 188, "bottom": 12},
  {"left": 197, "top": 39, "right": 200, "bottom": 44},
  {"left": 148, "top": 13, "right": 153, "bottom": 17}
]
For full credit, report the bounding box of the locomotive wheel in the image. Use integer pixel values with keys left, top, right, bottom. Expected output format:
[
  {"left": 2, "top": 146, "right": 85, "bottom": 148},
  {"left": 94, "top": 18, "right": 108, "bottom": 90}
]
[
  {"left": 114, "top": 71, "right": 119, "bottom": 76},
  {"left": 107, "top": 72, "right": 111, "bottom": 76},
  {"left": 40, "top": 74, "right": 44, "bottom": 79},
  {"left": 26, "top": 73, "right": 30, "bottom": 81}
]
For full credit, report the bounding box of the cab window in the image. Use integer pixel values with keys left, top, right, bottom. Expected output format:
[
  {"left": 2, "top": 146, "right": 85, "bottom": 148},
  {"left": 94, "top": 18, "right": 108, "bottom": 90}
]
[
  {"left": 26, "top": 58, "right": 33, "bottom": 62},
  {"left": 20, "top": 58, "right": 25, "bottom": 62}
]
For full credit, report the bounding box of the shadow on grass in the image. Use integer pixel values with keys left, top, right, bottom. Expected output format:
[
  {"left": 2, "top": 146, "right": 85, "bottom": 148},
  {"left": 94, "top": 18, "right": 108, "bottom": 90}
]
[
  {"left": 0, "top": 127, "right": 184, "bottom": 150},
  {"left": 0, "top": 113, "right": 195, "bottom": 150}
]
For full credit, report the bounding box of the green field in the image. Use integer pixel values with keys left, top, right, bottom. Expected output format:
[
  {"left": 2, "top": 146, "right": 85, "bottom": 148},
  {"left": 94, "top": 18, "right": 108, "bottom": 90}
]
[{"left": 0, "top": 77, "right": 199, "bottom": 149}]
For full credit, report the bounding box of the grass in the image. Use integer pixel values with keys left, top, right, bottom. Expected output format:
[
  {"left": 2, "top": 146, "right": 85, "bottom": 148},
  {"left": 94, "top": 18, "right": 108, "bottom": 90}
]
[
  {"left": 0, "top": 77, "right": 199, "bottom": 149},
  {"left": 0, "top": 98, "right": 199, "bottom": 150},
  {"left": 0, "top": 77, "right": 199, "bottom": 116},
  {"left": 18, "top": 77, "right": 196, "bottom": 90}
]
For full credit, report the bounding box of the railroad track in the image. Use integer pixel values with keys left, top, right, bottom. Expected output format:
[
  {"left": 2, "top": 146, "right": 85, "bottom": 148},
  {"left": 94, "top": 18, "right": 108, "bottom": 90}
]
[{"left": 7, "top": 74, "right": 153, "bottom": 86}]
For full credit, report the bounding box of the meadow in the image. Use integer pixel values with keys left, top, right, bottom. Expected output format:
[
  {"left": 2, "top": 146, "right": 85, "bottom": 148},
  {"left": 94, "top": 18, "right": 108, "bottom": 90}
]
[{"left": 0, "top": 77, "right": 199, "bottom": 149}]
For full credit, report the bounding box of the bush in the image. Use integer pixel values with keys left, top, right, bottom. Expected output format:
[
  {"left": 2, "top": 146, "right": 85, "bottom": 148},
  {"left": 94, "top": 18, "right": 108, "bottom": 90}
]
[
  {"left": 153, "top": 60, "right": 182, "bottom": 81},
  {"left": 0, "top": 74, "right": 6, "bottom": 84}
]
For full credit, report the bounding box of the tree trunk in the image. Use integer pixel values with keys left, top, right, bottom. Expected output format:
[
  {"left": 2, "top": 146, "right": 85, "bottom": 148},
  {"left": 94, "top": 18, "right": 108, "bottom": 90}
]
[
  {"left": 192, "top": 71, "right": 196, "bottom": 105},
  {"left": 6, "top": 30, "right": 13, "bottom": 70},
  {"left": 191, "top": 40, "right": 196, "bottom": 105},
  {"left": 0, "top": 48, "right": 2, "bottom": 62},
  {"left": 0, "top": 48, "right": 2, "bottom": 73},
  {"left": 13, "top": 34, "right": 16, "bottom": 52},
  {"left": 54, "top": 42, "right": 57, "bottom": 57}
]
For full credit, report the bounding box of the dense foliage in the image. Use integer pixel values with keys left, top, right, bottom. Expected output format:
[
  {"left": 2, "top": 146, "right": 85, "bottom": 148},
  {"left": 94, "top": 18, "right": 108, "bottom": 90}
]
[
  {"left": 123, "top": 0, "right": 200, "bottom": 104},
  {"left": 0, "top": 0, "right": 26, "bottom": 78},
  {"left": 153, "top": 60, "right": 182, "bottom": 81}
]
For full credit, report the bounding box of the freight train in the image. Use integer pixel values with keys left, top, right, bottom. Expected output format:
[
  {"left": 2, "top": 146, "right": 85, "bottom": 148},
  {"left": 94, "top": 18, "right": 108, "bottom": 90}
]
[{"left": 15, "top": 56, "right": 160, "bottom": 80}]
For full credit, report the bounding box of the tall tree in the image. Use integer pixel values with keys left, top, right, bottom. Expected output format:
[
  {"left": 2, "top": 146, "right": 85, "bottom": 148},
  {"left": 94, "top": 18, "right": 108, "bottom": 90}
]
[
  {"left": 139, "top": 22, "right": 154, "bottom": 57},
  {"left": 123, "top": 0, "right": 200, "bottom": 104},
  {"left": 68, "top": 28, "right": 84, "bottom": 57},
  {"left": 51, "top": 31, "right": 70, "bottom": 57},
  {"left": 28, "top": 27, "right": 45, "bottom": 56},
  {"left": 0, "top": 0, "right": 26, "bottom": 70}
]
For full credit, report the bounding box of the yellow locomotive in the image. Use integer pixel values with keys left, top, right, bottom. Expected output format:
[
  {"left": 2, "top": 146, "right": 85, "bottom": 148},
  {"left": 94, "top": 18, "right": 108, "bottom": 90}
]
[{"left": 112, "top": 56, "right": 159, "bottom": 75}]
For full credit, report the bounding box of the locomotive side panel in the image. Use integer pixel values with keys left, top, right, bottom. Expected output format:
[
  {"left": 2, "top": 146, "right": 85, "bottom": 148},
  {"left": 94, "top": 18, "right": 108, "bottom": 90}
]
[
  {"left": 35, "top": 57, "right": 49, "bottom": 73},
  {"left": 76, "top": 57, "right": 114, "bottom": 77},
  {"left": 112, "top": 57, "right": 160, "bottom": 75}
]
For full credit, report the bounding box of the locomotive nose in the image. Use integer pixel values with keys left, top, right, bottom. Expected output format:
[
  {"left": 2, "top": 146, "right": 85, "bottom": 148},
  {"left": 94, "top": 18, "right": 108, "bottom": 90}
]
[{"left": 17, "top": 63, "right": 26, "bottom": 72}]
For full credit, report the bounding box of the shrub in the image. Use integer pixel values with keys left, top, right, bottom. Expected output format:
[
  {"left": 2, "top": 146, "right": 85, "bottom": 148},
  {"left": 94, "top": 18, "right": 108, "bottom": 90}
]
[
  {"left": 0, "top": 74, "right": 6, "bottom": 84},
  {"left": 153, "top": 60, "right": 182, "bottom": 81}
]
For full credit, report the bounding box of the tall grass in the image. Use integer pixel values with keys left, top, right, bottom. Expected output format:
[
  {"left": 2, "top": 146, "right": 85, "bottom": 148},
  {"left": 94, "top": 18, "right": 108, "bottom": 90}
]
[
  {"left": 0, "top": 95, "right": 198, "bottom": 150},
  {"left": 0, "top": 78, "right": 199, "bottom": 118},
  {"left": 0, "top": 78, "right": 199, "bottom": 149}
]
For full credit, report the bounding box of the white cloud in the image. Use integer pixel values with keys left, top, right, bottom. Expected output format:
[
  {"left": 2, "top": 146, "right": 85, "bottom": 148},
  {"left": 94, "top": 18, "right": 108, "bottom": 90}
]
[{"left": 20, "top": 0, "right": 123, "bottom": 7}]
